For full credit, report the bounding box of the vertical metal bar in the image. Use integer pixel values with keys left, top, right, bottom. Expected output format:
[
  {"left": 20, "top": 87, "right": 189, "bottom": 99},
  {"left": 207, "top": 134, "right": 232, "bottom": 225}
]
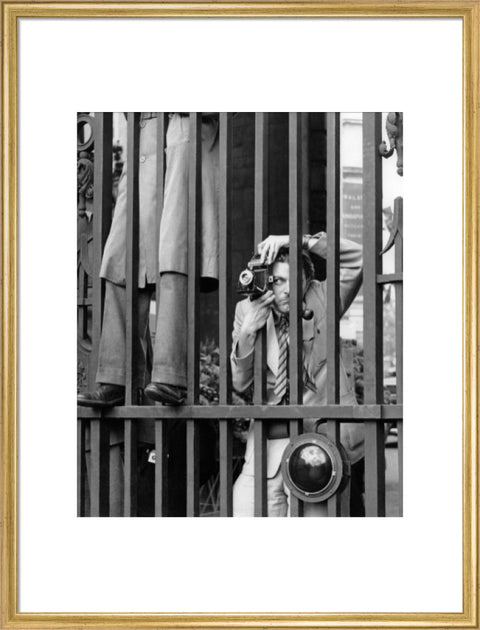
[
  {"left": 301, "top": 113, "right": 310, "bottom": 235},
  {"left": 362, "top": 113, "right": 386, "bottom": 517},
  {"left": 326, "top": 420, "right": 350, "bottom": 516},
  {"left": 288, "top": 112, "right": 304, "bottom": 518},
  {"left": 253, "top": 113, "right": 269, "bottom": 403},
  {"left": 155, "top": 113, "right": 168, "bottom": 307},
  {"left": 82, "top": 269, "right": 90, "bottom": 339},
  {"left": 218, "top": 113, "right": 233, "bottom": 403},
  {"left": 187, "top": 421, "right": 200, "bottom": 516},
  {"left": 186, "top": 113, "right": 202, "bottom": 516},
  {"left": 326, "top": 112, "right": 341, "bottom": 405},
  {"left": 123, "top": 412, "right": 138, "bottom": 519},
  {"left": 89, "top": 112, "right": 113, "bottom": 516},
  {"left": 394, "top": 197, "right": 403, "bottom": 516},
  {"left": 288, "top": 418, "right": 304, "bottom": 517},
  {"left": 78, "top": 266, "right": 87, "bottom": 341},
  {"left": 154, "top": 420, "right": 168, "bottom": 516},
  {"left": 253, "top": 112, "right": 268, "bottom": 516},
  {"left": 326, "top": 113, "right": 343, "bottom": 517},
  {"left": 394, "top": 198, "right": 403, "bottom": 402},
  {"left": 219, "top": 113, "right": 234, "bottom": 516},
  {"left": 91, "top": 112, "right": 113, "bottom": 390},
  {"left": 153, "top": 114, "right": 168, "bottom": 516},
  {"left": 87, "top": 113, "right": 112, "bottom": 516},
  {"left": 253, "top": 421, "right": 267, "bottom": 517},
  {"left": 124, "top": 112, "right": 141, "bottom": 516},
  {"left": 288, "top": 112, "right": 304, "bottom": 402},
  {"left": 219, "top": 419, "right": 233, "bottom": 516},
  {"left": 77, "top": 419, "right": 87, "bottom": 516},
  {"left": 90, "top": 419, "right": 110, "bottom": 516},
  {"left": 397, "top": 429, "right": 404, "bottom": 514},
  {"left": 187, "top": 113, "right": 202, "bottom": 403},
  {"left": 125, "top": 112, "right": 141, "bottom": 403}
]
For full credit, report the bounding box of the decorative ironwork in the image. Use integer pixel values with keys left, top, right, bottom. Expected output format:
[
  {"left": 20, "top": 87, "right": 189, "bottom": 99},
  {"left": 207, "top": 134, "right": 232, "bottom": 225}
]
[
  {"left": 77, "top": 113, "right": 94, "bottom": 151},
  {"left": 77, "top": 152, "right": 94, "bottom": 217},
  {"left": 380, "top": 201, "right": 403, "bottom": 255},
  {"left": 77, "top": 113, "right": 95, "bottom": 217},
  {"left": 379, "top": 112, "right": 403, "bottom": 176},
  {"left": 77, "top": 113, "right": 95, "bottom": 392}
]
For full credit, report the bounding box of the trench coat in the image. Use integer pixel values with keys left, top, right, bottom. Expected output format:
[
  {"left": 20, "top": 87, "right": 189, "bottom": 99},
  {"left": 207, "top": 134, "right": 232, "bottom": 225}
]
[
  {"left": 230, "top": 234, "right": 364, "bottom": 479},
  {"left": 100, "top": 114, "right": 219, "bottom": 289}
]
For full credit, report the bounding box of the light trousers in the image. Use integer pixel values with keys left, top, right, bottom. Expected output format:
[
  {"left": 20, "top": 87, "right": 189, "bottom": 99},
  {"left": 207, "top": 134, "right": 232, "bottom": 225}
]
[
  {"left": 96, "top": 273, "right": 187, "bottom": 388},
  {"left": 233, "top": 466, "right": 330, "bottom": 517}
]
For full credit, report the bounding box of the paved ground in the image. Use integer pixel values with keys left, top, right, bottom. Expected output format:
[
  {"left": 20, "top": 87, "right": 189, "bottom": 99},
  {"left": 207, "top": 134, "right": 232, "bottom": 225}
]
[{"left": 385, "top": 445, "right": 401, "bottom": 517}]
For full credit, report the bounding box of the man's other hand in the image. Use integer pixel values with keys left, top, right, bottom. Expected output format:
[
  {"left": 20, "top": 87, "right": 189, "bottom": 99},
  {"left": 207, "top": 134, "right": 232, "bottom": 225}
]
[{"left": 257, "top": 235, "right": 289, "bottom": 265}]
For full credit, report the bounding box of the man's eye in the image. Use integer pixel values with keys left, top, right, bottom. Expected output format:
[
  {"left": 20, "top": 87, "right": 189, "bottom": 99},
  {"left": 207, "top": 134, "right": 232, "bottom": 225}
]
[{"left": 273, "top": 278, "right": 283, "bottom": 285}]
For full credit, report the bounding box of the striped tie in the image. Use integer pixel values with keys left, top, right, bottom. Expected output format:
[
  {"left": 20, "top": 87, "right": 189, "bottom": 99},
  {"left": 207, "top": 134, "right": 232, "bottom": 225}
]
[{"left": 274, "top": 316, "right": 289, "bottom": 403}]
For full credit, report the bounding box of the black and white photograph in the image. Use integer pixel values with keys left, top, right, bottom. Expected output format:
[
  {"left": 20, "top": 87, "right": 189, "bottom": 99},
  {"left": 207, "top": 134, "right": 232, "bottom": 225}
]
[{"left": 77, "top": 112, "right": 403, "bottom": 517}]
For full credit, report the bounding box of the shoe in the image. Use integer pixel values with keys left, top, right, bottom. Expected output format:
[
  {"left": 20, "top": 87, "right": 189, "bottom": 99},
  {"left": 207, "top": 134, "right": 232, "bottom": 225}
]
[
  {"left": 77, "top": 384, "right": 125, "bottom": 408},
  {"left": 144, "top": 382, "right": 186, "bottom": 406}
]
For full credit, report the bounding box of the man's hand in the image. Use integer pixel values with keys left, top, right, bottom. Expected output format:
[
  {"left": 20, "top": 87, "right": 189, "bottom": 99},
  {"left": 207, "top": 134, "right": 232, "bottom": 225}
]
[
  {"left": 240, "top": 290, "right": 275, "bottom": 335},
  {"left": 231, "top": 291, "right": 274, "bottom": 392},
  {"left": 257, "top": 235, "right": 289, "bottom": 265},
  {"left": 235, "top": 290, "right": 275, "bottom": 359}
]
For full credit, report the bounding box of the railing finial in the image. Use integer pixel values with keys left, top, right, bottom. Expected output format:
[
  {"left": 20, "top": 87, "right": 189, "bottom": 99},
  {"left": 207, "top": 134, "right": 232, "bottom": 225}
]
[{"left": 378, "top": 112, "right": 403, "bottom": 176}]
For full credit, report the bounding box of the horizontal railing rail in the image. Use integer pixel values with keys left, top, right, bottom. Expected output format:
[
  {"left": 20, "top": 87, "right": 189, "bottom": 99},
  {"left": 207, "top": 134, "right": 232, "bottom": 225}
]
[{"left": 78, "top": 404, "right": 403, "bottom": 420}]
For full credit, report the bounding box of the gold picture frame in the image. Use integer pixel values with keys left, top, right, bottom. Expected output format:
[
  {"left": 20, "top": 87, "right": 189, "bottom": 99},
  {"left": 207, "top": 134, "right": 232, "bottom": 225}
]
[{"left": 1, "top": 2, "right": 478, "bottom": 627}]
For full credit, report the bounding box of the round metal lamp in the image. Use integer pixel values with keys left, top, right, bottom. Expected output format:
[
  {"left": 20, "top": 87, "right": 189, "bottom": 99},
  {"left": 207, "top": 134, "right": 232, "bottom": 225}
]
[{"left": 281, "top": 433, "right": 350, "bottom": 503}]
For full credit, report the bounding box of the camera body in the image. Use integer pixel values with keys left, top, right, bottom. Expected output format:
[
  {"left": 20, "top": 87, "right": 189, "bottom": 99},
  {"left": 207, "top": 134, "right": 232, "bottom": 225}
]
[
  {"left": 237, "top": 254, "right": 273, "bottom": 299},
  {"left": 237, "top": 253, "right": 314, "bottom": 320}
]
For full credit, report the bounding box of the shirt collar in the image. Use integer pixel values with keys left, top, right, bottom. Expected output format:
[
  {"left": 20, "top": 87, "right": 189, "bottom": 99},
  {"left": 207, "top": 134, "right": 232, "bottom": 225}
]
[{"left": 272, "top": 310, "right": 288, "bottom": 327}]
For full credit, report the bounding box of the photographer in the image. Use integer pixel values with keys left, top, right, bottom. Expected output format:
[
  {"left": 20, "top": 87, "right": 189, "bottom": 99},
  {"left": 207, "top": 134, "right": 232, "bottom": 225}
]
[{"left": 231, "top": 232, "right": 364, "bottom": 517}]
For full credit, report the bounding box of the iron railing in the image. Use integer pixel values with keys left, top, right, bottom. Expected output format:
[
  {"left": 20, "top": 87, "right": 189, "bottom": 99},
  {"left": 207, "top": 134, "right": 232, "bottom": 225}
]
[{"left": 77, "top": 112, "right": 403, "bottom": 517}]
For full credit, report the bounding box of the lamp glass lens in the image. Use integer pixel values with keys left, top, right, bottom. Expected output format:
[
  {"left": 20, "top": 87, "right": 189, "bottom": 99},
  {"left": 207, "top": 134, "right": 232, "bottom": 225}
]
[{"left": 288, "top": 443, "right": 333, "bottom": 493}]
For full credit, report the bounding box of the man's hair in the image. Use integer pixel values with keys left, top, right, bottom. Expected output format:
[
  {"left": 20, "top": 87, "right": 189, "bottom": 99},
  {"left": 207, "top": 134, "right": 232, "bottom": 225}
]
[{"left": 275, "top": 246, "right": 315, "bottom": 282}]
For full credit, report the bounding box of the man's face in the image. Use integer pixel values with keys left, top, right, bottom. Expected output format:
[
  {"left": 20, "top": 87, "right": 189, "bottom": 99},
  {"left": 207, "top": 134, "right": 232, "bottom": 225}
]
[{"left": 271, "top": 260, "right": 306, "bottom": 315}]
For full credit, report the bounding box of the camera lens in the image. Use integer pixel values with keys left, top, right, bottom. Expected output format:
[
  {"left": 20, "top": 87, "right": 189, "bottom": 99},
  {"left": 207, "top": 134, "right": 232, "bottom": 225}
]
[{"left": 239, "top": 269, "right": 254, "bottom": 286}]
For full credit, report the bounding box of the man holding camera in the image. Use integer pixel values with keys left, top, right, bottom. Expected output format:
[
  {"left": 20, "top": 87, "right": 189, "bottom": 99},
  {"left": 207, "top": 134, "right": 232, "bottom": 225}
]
[{"left": 231, "top": 232, "right": 364, "bottom": 517}]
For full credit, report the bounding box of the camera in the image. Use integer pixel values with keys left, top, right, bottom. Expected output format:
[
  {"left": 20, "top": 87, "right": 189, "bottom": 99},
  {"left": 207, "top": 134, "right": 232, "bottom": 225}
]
[
  {"left": 237, "top": 254, "right": 273, "bottom": 299},
  {"left": 237, "top": 253, "right": 314, "bottom": 320}
]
